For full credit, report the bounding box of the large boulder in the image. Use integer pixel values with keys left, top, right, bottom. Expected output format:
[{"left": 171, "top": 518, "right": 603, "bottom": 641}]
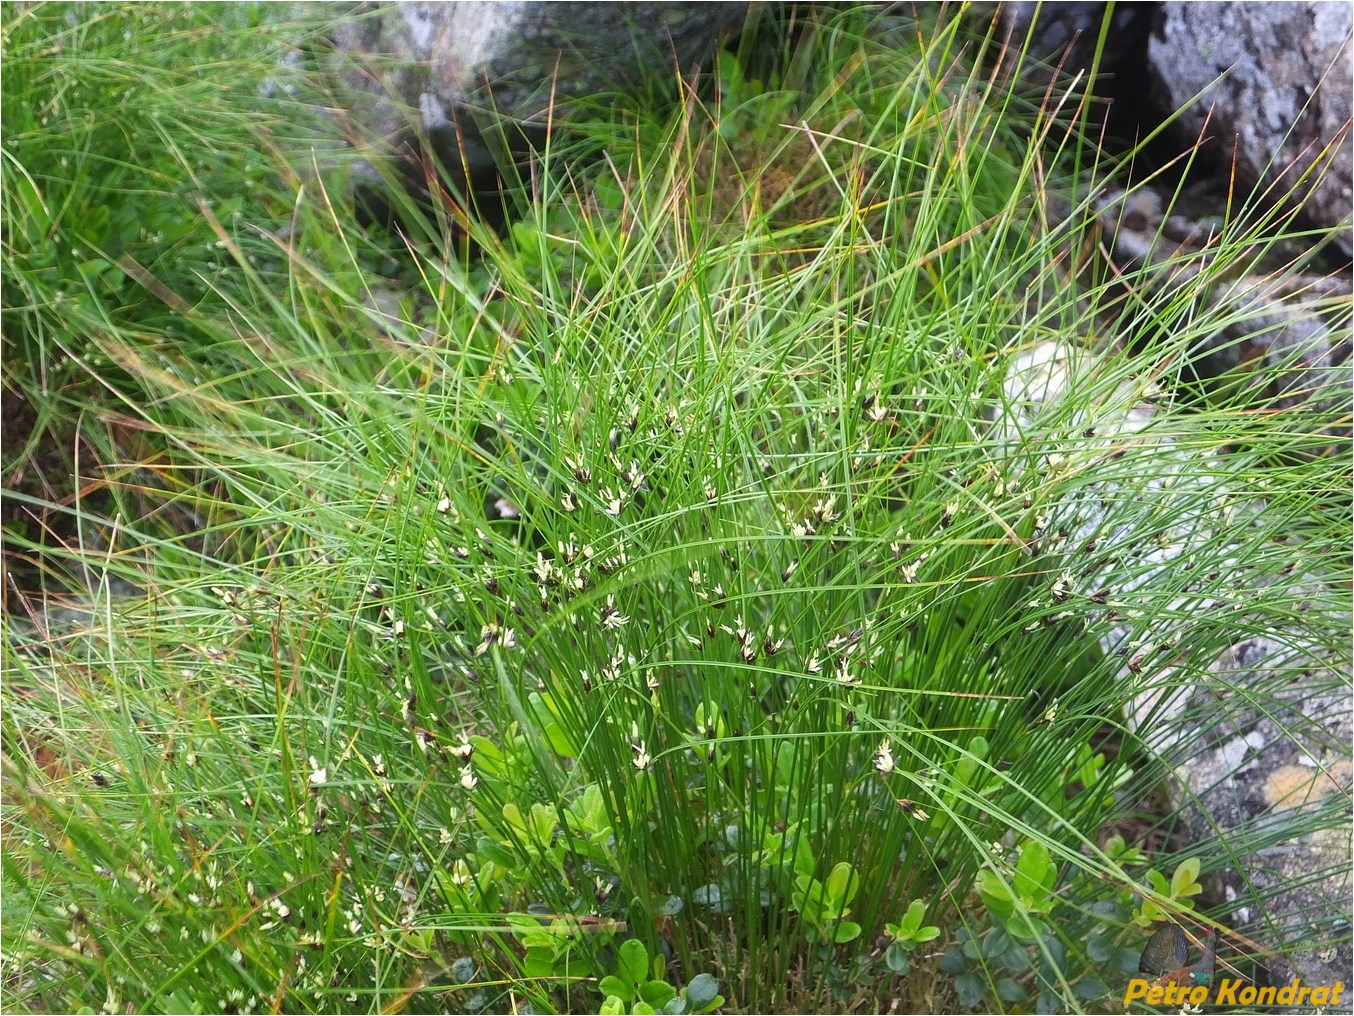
[
  {"left": 1148, "top": 2, "right": 1353, "bottom": 256},
  {"left": 329, "top": 2, "right": 748, "bottom": 207}
]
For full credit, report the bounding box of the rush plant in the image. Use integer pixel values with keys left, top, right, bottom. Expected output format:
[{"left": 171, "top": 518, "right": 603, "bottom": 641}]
[{"left": 4, "top": 3, "right": 1348, "bottom": 1014}]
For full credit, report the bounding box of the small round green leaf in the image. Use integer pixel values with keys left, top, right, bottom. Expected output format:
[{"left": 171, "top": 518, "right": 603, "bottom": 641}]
[{"left": 684, "top": 974, "right": 719, "bottom": 1009}]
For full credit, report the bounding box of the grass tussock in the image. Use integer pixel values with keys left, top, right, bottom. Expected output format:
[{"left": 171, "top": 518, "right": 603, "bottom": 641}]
[{"left": 3, "top": 4, "right": 1349, "bottom": 1014}]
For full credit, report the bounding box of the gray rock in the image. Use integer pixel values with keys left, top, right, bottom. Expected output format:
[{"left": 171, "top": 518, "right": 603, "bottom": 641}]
[
  {"left": 997, "top": 341, "right": 1352, "bottom": 989},
  {"left": 1148, "top": 3, "right": 1353, "bottom": 255},
  {"left": 1091, "top": 183, "right": 1353, "bottom": 453},
  {"left": 1168, "top": 636, "right": 1353, "bottom": 992},
  {"left": 1194, "top": 272, "right": 1352, "bottom": 439},
  {"left": 329, "top": 2, "right": 748, "bottom": 201}
]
